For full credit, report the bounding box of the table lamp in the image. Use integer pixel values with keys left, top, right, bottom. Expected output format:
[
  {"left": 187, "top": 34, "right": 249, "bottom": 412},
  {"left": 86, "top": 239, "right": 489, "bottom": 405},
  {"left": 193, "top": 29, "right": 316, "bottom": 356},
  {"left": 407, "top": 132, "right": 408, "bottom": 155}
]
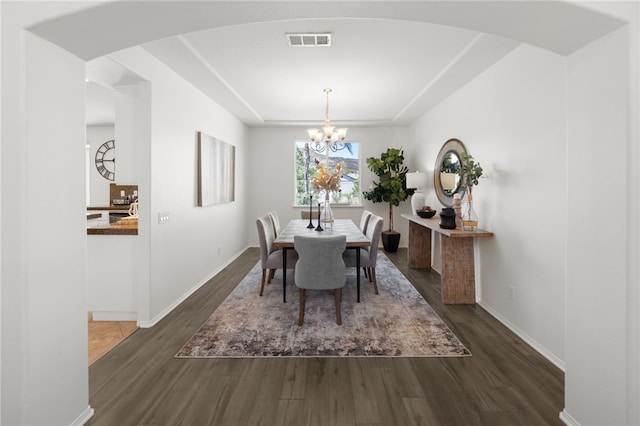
[
  {"left": 406, "top": 171, "right": 428, "bottom": 212},
  {"left": 441, "top": 172, "right": 457, "bottom": 192}
]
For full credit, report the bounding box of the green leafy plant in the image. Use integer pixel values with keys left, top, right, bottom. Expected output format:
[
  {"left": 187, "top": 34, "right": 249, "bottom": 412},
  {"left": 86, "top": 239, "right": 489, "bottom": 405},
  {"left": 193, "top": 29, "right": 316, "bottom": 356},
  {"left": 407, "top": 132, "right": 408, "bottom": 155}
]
[
  {"left": 460, "top": 153, "right": 483, "bottom": 194},
  {"left": 362, "top": 148, "right": 414, "bottom": 232}
]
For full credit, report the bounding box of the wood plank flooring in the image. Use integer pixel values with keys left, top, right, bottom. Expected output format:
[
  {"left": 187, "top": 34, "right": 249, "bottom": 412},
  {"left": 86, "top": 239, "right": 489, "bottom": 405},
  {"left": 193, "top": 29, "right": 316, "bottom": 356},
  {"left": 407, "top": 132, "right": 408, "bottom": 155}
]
[
  {"left": 87, "top": 248, "right": 564, "bottom": 425},
  {"left": 88, "top": 314, "right": 138, "bottom": 365}
]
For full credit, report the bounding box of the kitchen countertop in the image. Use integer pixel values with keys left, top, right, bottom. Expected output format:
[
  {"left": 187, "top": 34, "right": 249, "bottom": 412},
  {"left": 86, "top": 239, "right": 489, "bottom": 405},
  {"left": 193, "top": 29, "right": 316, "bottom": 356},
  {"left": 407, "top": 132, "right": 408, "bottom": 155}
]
[
  {"left": 87, "top": 214, "right": 138, "bottom": 235},
  {"left": 87, "top": 206, "right": 133, "bottom": 211},
  {"left": 87, "top": 223, "right": 138, "bottom": 235}
]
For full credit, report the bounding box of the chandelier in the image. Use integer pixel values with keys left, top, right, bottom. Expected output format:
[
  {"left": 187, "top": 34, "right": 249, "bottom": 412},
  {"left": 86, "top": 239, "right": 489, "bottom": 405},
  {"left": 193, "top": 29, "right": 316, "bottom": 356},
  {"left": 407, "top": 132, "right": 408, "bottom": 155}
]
[{"left": 307, "top": 88, "right": 348, "bottom": 144}]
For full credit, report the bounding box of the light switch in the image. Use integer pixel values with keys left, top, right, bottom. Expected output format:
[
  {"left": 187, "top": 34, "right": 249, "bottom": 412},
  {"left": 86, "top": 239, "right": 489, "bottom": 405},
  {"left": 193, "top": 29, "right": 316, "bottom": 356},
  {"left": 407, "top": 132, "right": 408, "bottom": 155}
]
[{"left": 158, "top": 211, "right": 170, "bottom": 224}]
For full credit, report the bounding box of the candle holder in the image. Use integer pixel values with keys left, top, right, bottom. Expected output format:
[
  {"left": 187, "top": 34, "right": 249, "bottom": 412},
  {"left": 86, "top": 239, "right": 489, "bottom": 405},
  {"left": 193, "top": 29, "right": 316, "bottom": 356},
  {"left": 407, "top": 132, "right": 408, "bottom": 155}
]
[
  {"left": 314, "top": 203, "right": 324, "bottom": 231},
  {"left": 453, "top": 193, "right": 462, "bottom": 228},
  {"left": 306, "top": 194, "right": 314, "bottom": 228}
]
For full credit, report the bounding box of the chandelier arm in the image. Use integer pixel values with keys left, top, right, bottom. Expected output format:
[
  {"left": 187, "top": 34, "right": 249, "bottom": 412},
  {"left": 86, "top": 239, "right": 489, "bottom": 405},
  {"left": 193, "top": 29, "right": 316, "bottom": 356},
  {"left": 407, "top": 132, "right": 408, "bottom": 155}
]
[
  {"left": 329, "top": 143, "right": 347, "bottom": 152},
  {"left": 310, "top": 141, "right": 326, "bottom": 154}
]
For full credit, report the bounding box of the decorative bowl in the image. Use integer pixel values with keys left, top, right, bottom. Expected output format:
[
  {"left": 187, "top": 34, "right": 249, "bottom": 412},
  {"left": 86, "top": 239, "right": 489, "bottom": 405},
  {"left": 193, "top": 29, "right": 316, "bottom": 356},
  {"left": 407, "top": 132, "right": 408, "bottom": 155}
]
[{"left": 416, "top": 210, "right": 436, "bottom": 218}]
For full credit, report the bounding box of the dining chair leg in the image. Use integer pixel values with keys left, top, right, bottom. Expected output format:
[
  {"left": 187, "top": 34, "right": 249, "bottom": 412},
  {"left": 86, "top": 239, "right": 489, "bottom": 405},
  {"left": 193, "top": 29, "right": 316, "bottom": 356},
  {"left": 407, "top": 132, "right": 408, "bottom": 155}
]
[
  {"left": 363, "top": 267, "right": 368, "bottom": 279},
  {"left": 267, "top": 269, "right": 276, "bottom": 283},
  {"left": 370, "top": 269, "right": 379, "bottom": 294},
  {"left": 334, "top": 288, "right": 342, "bottom": 325},
  {"left": 260, "top": 269, "right": 267, "bottom": 296},
  {"left": 298, "top": 288, "right": 306, "bottom": 326},
  {"left": 367, "top": 267, "right": 373, "bottom": 283}
]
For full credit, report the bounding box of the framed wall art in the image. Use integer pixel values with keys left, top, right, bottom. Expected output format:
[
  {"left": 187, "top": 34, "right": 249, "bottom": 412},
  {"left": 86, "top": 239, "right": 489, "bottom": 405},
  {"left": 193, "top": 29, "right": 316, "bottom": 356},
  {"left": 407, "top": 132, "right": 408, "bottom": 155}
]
[{"left": 197, "top": 132, "right": 235, "bottom": 207}]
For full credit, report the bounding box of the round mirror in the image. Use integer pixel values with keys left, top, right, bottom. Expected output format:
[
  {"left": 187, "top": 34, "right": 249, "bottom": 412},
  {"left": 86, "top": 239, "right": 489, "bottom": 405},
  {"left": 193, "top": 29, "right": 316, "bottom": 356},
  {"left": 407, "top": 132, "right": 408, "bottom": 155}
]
[
  {"left": 434, "top": 139, "right": 467, "bottom": 207},
  {"left": 440, "top": 151, "right": 461, "bottom": 196}
]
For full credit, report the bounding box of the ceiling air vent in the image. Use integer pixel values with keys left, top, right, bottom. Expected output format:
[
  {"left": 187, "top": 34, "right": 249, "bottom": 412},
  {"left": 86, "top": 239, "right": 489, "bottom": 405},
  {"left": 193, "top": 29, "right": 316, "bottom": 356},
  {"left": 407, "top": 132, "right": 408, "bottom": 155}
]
[{"left": 286, "top": 33, "right": 332, "bottom": 47}]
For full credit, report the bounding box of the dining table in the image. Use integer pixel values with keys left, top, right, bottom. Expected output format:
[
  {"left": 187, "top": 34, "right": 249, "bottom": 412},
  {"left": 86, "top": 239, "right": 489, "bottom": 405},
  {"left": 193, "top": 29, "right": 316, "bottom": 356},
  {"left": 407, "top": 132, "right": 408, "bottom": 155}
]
[{"left": 273, "top": 219, "right": 371, "bottom": 303}]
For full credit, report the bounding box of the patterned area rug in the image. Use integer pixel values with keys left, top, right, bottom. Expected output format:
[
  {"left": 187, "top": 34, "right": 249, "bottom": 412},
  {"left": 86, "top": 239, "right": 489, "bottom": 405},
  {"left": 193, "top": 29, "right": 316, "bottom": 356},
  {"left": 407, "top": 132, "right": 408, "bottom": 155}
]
[{"left": 176, "top": 254, "right": 470, "bottom": 358}]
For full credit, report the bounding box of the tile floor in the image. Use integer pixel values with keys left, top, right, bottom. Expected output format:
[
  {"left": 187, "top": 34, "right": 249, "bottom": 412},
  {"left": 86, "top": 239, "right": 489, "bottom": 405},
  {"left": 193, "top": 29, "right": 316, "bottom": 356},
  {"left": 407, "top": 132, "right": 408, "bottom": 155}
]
[{"left": 88, "top": 313, "right": 138, "bottom": 365}]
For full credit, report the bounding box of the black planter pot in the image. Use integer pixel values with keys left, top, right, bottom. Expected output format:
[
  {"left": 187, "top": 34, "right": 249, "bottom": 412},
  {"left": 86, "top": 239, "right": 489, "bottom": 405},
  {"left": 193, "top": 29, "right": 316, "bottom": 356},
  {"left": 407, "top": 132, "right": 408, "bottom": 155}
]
[{"left": 381, "top": 231, "right": 401, "bottom": 253}]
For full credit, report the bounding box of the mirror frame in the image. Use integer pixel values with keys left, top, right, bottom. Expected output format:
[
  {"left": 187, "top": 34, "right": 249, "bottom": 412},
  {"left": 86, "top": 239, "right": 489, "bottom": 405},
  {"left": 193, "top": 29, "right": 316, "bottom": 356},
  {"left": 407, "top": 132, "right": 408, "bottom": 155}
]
[{"left": 434, "top": 138, "right": 467, "bottom": 207}]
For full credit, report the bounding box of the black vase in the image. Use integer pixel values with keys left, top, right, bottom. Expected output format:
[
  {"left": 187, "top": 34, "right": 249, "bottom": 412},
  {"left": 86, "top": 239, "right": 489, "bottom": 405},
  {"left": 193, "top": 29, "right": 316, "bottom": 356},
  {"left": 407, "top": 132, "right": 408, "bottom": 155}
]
[{"left": 439, "top": 207, "right": 457, "bottom": 229}]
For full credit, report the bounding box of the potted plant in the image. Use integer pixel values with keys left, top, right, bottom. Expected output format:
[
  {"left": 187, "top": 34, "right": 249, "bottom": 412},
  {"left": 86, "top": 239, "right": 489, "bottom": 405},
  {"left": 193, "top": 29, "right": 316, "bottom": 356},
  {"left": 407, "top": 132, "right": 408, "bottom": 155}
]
[
  {"left": 459, "top": 153, "right": 483, "bottom": 230},
  {"left": 362, "top": 148, "right": 414, "bottom": 252}
]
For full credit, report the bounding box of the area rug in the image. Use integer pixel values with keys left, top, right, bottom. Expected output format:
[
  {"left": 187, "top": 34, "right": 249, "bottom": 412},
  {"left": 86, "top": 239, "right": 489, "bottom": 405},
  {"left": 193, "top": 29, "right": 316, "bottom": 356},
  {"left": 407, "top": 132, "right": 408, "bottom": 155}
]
[{"left": 176, "top": 254, "right": 470, "bottom": 358}]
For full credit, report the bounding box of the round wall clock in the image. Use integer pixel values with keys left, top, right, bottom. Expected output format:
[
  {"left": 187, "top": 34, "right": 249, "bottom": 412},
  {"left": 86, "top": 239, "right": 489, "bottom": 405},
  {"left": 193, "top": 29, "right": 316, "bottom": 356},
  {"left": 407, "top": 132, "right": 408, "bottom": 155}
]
[{"left": 95, "top": 139, "right": 115, "bottom": 181}]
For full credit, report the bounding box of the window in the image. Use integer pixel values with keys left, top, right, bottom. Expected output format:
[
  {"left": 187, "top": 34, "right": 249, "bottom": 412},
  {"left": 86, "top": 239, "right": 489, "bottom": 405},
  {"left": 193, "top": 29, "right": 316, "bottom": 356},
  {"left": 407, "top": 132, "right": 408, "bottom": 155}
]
[{"left": 294, "top": 141, "right": 360, "bottom": 206}]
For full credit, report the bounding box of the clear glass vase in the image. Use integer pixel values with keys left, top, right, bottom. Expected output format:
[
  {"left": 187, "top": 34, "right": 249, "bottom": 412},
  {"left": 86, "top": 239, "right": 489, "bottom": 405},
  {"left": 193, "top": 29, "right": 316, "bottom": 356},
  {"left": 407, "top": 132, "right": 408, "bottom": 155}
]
[
  {"left": 462, "top": 193, "right": 479, "bottom": 231},
  {"left": 320, "top": 194, "right": 334, "bottom": 229}
]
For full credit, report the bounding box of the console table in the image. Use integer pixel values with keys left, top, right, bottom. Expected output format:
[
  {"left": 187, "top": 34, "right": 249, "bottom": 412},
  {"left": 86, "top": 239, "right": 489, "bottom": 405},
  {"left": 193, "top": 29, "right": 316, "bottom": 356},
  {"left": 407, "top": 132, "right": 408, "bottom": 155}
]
[{"left": 401, "top": 214, "right": 493, "bottom": 304}]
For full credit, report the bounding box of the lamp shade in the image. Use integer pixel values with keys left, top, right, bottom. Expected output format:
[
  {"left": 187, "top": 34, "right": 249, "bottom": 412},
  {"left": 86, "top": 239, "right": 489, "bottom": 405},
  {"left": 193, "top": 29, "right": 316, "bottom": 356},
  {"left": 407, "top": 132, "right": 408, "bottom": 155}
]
[
  {"left": 406, "top": 172, "right": 428, "bottom": 189},
  {"left": 307, "top": 128, "right": 319, "bottom": 140},
  {"left": 406, "top": 172, "right": 429, "bottom": 212},
  {"left": 440, "top": 172, "right": 457, "bottom": 190}
]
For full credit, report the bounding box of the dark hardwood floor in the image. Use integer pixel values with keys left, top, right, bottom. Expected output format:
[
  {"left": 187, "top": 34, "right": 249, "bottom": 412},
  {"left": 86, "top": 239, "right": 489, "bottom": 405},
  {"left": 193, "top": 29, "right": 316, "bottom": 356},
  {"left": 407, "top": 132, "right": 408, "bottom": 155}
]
[{"left": 88, "top": 248, "right": 564, "bottom": 426}]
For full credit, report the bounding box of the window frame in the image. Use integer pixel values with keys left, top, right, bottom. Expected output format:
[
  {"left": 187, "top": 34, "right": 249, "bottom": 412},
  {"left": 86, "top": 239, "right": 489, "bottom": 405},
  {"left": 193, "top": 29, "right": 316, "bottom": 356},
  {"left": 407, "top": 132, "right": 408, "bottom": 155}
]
[{"left": 294, "top": 140, "right": 362, "bottom": 207}]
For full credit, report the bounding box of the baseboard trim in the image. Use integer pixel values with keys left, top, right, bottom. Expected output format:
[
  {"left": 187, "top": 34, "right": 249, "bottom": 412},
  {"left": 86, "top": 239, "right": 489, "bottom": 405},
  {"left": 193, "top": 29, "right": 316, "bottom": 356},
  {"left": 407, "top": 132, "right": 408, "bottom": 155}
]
[
  {"left": 559, "top": 408, "right": 580, "bottom": 426},
  {"left": 137, "top": 246, "right": 249, "bottom": 328},
  {"left": 477, "top": 300, "right": 565, "bottom": 371},
  {"left": 91, "top": 311, "right": 137, "bottom": 321},
  {"left": 70, "top": 405, "right": 94, "bottom": 425}
]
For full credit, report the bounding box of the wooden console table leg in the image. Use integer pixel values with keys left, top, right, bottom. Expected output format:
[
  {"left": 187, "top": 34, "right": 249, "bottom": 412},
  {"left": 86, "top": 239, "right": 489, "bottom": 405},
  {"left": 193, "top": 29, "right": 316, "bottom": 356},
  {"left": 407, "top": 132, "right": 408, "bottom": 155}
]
[
  {"left": 408, "top": 221, "right": 431, "bottom": 268},
  {"left": 441, "top": 236, "right": 476, "bottom": 304}
]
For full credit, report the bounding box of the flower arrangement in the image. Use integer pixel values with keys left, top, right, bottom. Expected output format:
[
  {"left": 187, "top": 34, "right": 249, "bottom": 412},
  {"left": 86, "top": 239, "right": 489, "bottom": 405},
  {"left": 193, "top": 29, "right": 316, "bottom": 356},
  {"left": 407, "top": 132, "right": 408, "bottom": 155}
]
[
  {"left": 460, "top": 153, "right": 483, "bottom": 194},
  {"left": 311, "top": 159, "right": 343, "bottom": 197},
  {"left": 459, "top": 153, "right": 483, "bottom": 230}
]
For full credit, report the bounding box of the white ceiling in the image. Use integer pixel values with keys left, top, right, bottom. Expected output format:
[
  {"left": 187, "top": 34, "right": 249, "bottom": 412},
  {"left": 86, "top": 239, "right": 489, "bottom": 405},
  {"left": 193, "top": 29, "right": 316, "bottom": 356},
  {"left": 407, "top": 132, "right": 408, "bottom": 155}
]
[
  {"left": 68, "top": 2, "right": 624, "bottom": 128},
  {"left": 141, "top": 19, "right": 519, "bottom": 127}
]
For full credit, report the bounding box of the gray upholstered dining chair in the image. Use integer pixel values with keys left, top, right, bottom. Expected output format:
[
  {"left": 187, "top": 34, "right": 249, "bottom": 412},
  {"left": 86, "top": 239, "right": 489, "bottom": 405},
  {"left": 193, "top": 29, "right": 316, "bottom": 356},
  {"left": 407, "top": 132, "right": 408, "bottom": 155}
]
[
  {"left": 256, "top": 214, "right": 297, "bottom": 296},
  {"left": 359, "top": 209, "right": 373, "bottom": 235},
  {"left": 293, "top": 234, "right": 347, "bottom": 326},
  {"left": 343, "top": 214, "right": 384, "bottom": 295},
  {"left": 267, "top": 210, "right": 281, "bottom": 237},
  {"left": 358, "top": 209, "right": 373, "bottom": 279}
]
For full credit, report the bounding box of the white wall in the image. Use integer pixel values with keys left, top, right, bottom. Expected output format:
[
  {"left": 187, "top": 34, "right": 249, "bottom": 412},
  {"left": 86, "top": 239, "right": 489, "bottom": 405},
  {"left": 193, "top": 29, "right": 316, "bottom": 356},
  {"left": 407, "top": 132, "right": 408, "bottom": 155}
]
[
  {"left": 27, "top": 32, "right": 90, "bottom": 426},
  {"left": 114, "top": 85, "right": 139, "bottom": 185},
  {"left": 87, "top": 235, "right": 137, "bottom": 320},
  {"left": 246, "top": 126, "right": 414, "bottom": 247},
  {"left": 109, "top": 47, "right": 249, "bottom": 324},
  {"left": 409, "top": 44, "right": 568, "bottom": 366},
  {"left": 2, "top": 15, "right": 92, "bottom": 425},
  {"left": 562, "top": 4, "right": 640, "bottom": 423},
  {"left": 564, "top": 25, "right": 631, "bottom": 426},
  {"left": 86, "top": 125, "right": 114, "bottom": 206}
]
